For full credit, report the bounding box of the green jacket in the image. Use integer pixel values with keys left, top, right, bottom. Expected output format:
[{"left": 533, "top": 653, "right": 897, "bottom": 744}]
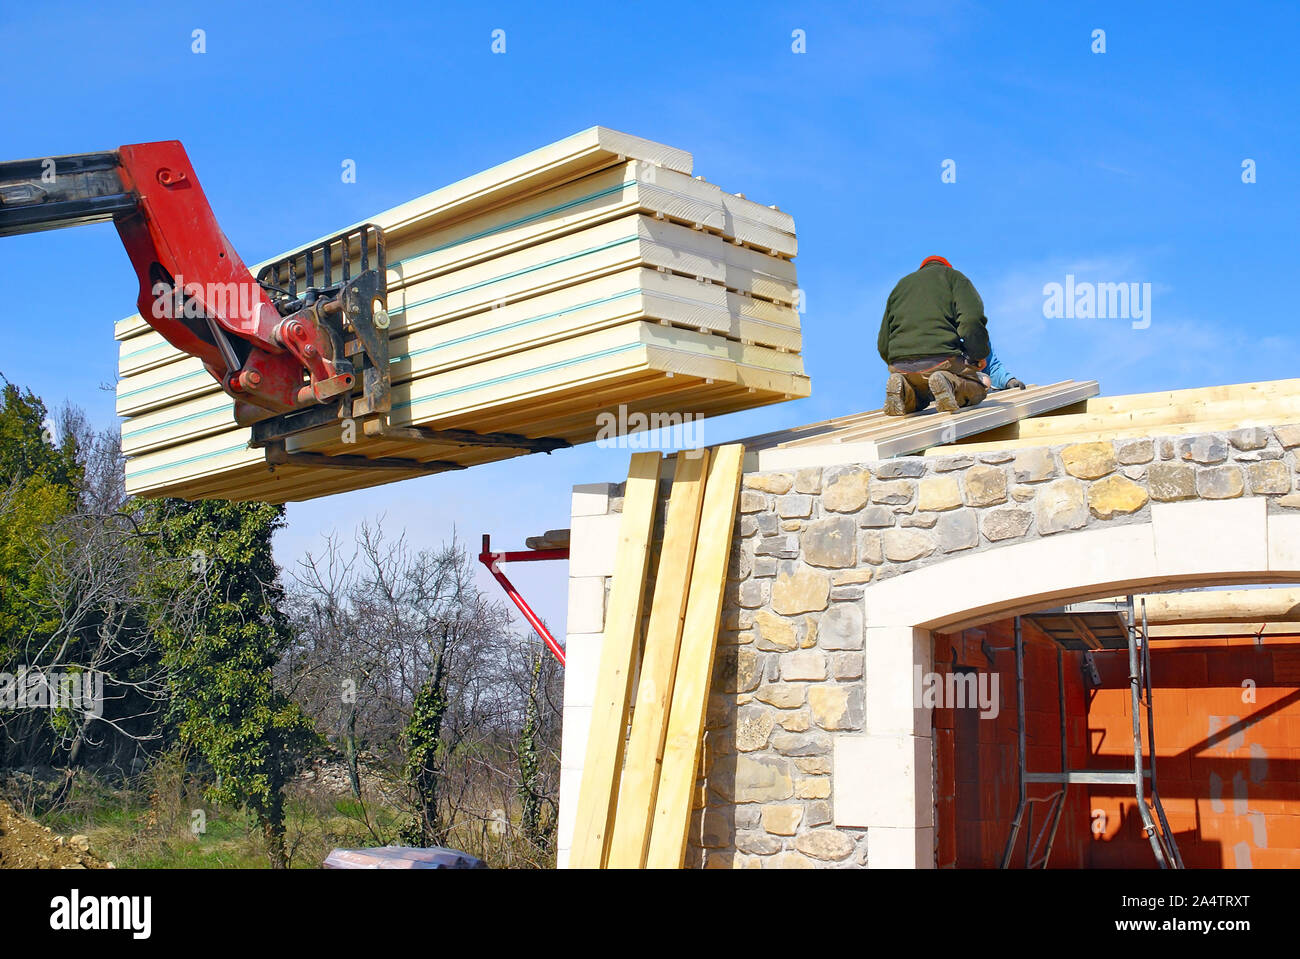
[{"left": 877, "top": 261, "right": 991, "bottom": 365}]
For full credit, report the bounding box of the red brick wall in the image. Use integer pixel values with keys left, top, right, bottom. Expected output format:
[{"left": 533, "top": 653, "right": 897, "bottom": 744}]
[
  {"left": 1086, "top": 634, "right": 1300, "bottom": 869},
  {"left": 933, "top": 620, "right": 1091, "bottom": 869},
  {"left": 933, "top": 621, "right": 1300, "bottom": 869}
]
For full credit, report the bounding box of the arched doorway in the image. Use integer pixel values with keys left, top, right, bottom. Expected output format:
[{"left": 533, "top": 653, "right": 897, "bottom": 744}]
[{"left": 835, "top": 498, "right": 1300, "bottom": 867}]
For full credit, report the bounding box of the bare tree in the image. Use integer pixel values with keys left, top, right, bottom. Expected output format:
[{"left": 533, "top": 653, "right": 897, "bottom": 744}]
[
  {"left": 282, "top": 520, "right": 561, "bottom": 857},
  {"left": 0, "top": 411, "right": 203, "bottom": 810}
]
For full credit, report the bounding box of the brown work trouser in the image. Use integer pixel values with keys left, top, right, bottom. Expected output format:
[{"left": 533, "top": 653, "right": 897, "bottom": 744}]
[{"left": 889, "top": 357, "right": 988, "bottom": 413}]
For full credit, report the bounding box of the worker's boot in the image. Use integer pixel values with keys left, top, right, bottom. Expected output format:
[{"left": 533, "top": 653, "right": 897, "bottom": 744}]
[
  {"left": 927, "top": 370, "right": 961, "bottom": 413},
  {"left": 884, "top": 372, "right": 915, "bottom": 416}
]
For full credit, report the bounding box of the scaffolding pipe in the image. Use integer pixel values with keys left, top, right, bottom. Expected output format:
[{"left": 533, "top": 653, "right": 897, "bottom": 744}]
[
  {"left": 1141, "top": 598, "right": 1184, "bottom": 868},
  {"left": 1127, "top": 596, "right": 1168, "bottom": 867},
  {"left": 1000, "top": 616, "right": 1029, "bottom": 868}
]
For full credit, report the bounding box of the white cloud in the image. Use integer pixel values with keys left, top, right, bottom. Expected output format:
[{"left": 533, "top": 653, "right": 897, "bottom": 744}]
[{"left": 981, "top": 253, "right": 1298, "bottom": 394}]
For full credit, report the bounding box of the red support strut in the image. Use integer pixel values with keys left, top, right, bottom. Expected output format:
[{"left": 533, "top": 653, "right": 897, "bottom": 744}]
[{"left": 478, "top": 534, "right": 567, "bottom": 666}]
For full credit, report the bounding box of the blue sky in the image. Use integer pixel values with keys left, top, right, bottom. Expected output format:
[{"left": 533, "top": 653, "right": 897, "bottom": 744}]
[{"left": 2, "top": 1, "right": 1297, "bottom": 638}]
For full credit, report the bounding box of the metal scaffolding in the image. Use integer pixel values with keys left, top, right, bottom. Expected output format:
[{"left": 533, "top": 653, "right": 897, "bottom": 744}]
[{"left": 999, "top": 597, "right": 1184, "bottom": 869}]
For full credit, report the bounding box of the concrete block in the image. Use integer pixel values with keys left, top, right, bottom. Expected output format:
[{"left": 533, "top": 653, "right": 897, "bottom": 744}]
[
  {"left": 1268, "top": 513, "right": 1300, "bottom": 574},
  {"left": 866, "top": 826, "right": 935, "bottom": 869},
  {"left": 562, "top": 632, "right": 604, "bottom": 710},
  {"left": 560, "top": 703, "right": 593, "bottom": 774},
  {"left": 1152, "top": 498, "right": 1266, "bottom": 577},
  {"left": 865, "top": 625, "right": 932, "bottom": 735},
  {"left": 833, "top": 734, "right": 933, "bottom": 829},
  {"left": 571, "top": 482, "right": 613, "bottom": 517},
  {"left": 566, "top": 576, "right": 606, "bottom": 634},
  {"left": 568, "top": 513, "right": 622, "bottom": 577},
  {"left": 556, "top": 764, "right": 583, "bottom": 854}
]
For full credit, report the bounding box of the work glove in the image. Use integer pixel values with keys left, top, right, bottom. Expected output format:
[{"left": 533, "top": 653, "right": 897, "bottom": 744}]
[{"left": 1005, "top": 377, "right": 1026, "bottom": 390}]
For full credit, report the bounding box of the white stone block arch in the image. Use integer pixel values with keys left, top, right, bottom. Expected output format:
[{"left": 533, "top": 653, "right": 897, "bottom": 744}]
[{"left": 836, "top": 498, "right": 1300, "bottom": 867}]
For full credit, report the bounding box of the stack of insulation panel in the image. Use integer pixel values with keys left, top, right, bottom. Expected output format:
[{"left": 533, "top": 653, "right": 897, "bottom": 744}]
[{"left": 116, "top": 127, "right": 808, "bottom": 503}]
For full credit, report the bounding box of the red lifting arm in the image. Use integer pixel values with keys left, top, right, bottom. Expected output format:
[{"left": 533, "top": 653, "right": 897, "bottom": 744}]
[{"left": 0, "top": 142, "right": 363, "bottom": 421}]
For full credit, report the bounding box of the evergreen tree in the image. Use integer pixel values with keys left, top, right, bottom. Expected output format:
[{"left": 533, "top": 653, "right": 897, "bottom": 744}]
[
  {"left": 0, "top": 380, "right": 81, "bottom": 489},
  {"left": 400, "top": 626, "right": 449, "bottom": 847},
  {"left": 145, "top": 498, "right": 319, "bottom": 868}
]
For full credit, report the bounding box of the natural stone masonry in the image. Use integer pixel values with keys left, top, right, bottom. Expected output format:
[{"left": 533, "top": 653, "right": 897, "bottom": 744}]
[{"left": 562, "top": 424, "right": 1300, "bottom": 869}]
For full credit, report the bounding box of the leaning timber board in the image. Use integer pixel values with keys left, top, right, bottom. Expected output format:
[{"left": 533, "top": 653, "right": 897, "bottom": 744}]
[
  {"left": 645, "top": 443, "right": 745, "bottom": 868},
  {"left": 608, "top": 449, "right": 709, "bottom": 867},
  {"left": 125, "top": 323, "right": 810, "bottom": 501},
  {"left": 117, "top": 214, "right": 799, "bottom": 418},
  {"left": 571, "top": 452, "right": 663, "bottom": 867}
]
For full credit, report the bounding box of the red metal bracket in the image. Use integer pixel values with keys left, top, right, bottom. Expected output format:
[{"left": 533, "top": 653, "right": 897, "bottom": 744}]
[{"left": 478, "top": 534, "right": 567, "bottom": 666}]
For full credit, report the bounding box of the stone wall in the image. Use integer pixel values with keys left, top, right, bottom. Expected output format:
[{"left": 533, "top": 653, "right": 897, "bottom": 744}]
[{"left": 558, "top": 424, "right": 1300, "bottom": 868}]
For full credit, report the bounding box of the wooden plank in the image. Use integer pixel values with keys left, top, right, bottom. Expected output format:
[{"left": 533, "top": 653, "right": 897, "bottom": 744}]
[
  {"left": 570, "top": 452, "right": 663, "bottom": 868},
  {"left": 991, "top": 395, "right": 1300, "bottom": 443},
  {"left": 1140, "top": 588, "right": 1300, "bottom": 625},
  {"left": 738, "top": 382, "right": 1098, "bottom": 471},
  {"left": 1079, "top": 378, "right": 1300, "bottom": 417},
  {"left": 727, "top": 291, "right": 802, "bottom": 332},
  {"left": 721, "top": 190, "right": 796, "bottom": 246},
  {"left": 1147, "top": 623, "right": 1300, "bottom": 639},
  {"left": 928, "top": 411, "right": 1297, "bottom": 455},
  {"left": 607, "top": 449, "right": 711, "bottom": 867},
  {"left": 1068, "top": 616, "right": 1104, "bottom": 651},
  {"left": 734, "top": 381, "right": 1090, "bottom": 452},
  {"left": 857, "top": 382, "right": 1100, "bottom": 456},
  {"left": 645, "top": 444, "right": 745, "bottom": 868}
]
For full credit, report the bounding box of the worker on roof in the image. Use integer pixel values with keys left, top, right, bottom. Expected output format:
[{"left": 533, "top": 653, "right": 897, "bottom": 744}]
[{"left": 878, "top": 255, "right": 999, "bottom": 415}]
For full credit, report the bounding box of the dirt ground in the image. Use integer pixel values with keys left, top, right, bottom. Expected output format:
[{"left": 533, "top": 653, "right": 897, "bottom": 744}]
[{"left": 0, "top": 800, "right": 110, "bottom": 869}]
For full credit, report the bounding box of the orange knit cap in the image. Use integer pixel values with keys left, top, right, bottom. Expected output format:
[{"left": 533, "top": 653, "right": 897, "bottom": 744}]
[{"left": 920, "top": 255, "right": 952, "bottom": 269}]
